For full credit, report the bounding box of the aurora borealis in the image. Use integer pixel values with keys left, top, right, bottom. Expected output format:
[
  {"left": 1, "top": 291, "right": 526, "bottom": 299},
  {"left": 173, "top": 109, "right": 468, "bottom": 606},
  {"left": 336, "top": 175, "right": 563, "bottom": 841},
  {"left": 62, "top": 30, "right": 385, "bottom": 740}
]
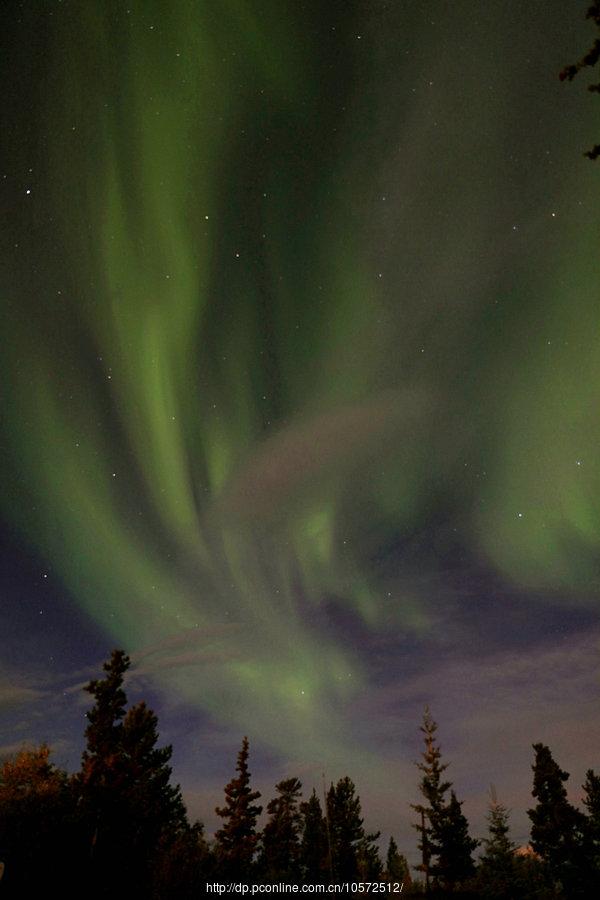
[{"left": 1, "top": 0, "right": 600, "bottom": 857}]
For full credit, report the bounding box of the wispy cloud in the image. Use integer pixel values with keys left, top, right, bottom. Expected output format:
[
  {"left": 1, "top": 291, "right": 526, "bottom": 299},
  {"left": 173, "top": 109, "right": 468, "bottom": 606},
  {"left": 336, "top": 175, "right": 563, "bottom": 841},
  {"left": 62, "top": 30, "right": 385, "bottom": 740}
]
[{"left": 0, "top": 673, "right": 46, "bottom": 711}]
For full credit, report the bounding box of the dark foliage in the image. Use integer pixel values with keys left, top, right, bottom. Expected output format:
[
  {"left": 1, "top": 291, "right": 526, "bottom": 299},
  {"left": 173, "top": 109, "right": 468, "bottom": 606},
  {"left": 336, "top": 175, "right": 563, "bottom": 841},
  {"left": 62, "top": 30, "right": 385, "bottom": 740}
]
[
  {"left": 411, "top": 706, "right": 451, "bottom": 886},
  {"left": 386, "top": 835, "right": 411, "bottom": 885},
  {"left": 559, "top": 1, "right": 600, "bottom": 158},
  {"left": 214, "top": 736, "right": 262, "bottom": 881},
  {"left": 583, "top": 769, "right": 600, "bottom": 886},
  {"left": 3, "top": 652, "right": 600, "bottom": 897},
  {"left": 436, "top": 790, "right": 478, "bottom": 888},
  {"left": 327, "top": 775, "right": 381, "bottom": 881},
  {"left": 475, "top": 789, "right": 522, "bottom": 900},
  {"left": 300, "top": 789, "right": 331, "bottom": 882},
  {"left": 528, "top": 743, "right": 591, "bottom": 897},
  {"left": 74, "top": 650, "right": 190, "bottom": 898},
  {"left": 0, "top": 745, "right": 76, "bottom": 898},
  {"left": 259, "top": 776, "right": 303, "bottom": 881},
  {"left": 411, "top": 707, "right": 476, "bottom": 892}
]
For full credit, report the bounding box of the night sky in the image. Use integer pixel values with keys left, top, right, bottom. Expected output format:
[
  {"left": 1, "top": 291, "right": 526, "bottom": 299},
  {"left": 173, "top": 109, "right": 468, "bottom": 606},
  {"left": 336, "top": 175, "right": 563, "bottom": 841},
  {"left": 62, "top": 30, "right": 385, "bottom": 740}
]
[{"left": 1, "top": 0, "right": 600, "bottom": 863}]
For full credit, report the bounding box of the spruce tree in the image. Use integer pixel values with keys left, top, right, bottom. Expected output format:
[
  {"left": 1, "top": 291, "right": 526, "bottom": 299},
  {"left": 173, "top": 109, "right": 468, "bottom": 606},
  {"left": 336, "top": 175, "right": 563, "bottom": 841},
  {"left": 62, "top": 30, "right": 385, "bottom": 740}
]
[
  {"left": 76, "top": 649, "right": 133, "bottom": 894},
  {"left": 326, "top": 776, "right": 380, "bottom": 881},
  {"left": 356, "top": 832, "right": 383, "bottom": 880},
  {"left": 259, "top": 776, "right": 303, "bottom": 881},
  {"left": 583, "top": 769, "right": 600, "bottom": 885},
  {"left": 477, "top": 788, "right": 520, "bottom": 899},
  {"left": 411, "top": 707, "right": 477, "bottom": 892},
  {"left": 215, "top": 737, "right": 262, "bottom": 881},
  {"left": 81, "top": 649, "right": 129, "bottom": 774},
  {"left": 436, "top": 790, "right": 478, "bottom": 889},
  {"left": 411, "top": 706, "right": 451, "bottom": 888},
  {"left": 300, "top": 789, "right": 330, "bottom": 882},
  {"left": 76, "top": 649, "right": 190, "bottom": 898},
  {"left": 385, "top": 836, "right": 411, "bottom": 886},
  {"left": 528, "top": 743, "right": 589, "bottom": 897},
  {"left": 119, "top": 700, "right": 189, "bottom": 858}
]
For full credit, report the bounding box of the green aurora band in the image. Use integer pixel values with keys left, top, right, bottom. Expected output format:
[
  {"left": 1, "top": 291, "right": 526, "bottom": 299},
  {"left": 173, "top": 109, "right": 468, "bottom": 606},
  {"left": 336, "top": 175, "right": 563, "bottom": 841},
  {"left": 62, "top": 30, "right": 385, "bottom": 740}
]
[{"left": 2, "top": 0, "right": 600, "bottom": 766}]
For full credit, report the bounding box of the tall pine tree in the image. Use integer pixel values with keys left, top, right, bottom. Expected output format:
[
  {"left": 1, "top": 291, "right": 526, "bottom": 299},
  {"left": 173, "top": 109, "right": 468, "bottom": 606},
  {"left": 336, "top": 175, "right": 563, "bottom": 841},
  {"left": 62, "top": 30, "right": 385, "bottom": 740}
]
[
  {"left": 76, "top": 649, "right": 138, "bottom": 894},
  {"left": 80, "top": 649, "right": 129, "bottom": 792},
  {"left": 583, "top": 769, "right": 600, "bottom": 888},
  {"left": 528, "top": 743, "right": 589, "bottom": 897},
  {"left": 119, "top": 700, "right": 189, "bottom": 862},
  {"left": 436, "top": 789, "right": 478, "bottom": 889},
  {"left": 411, "top": 706, "right": 451, "bottom": 889},
  {"left": 75, "top": 649, "right": 190, "bottom": 898},
  {"left": 300, "top": 789, "right": 330, "bottom": 882},
  {"left": 411, "top": 707, "right": 477, "bottom": 892},
  {"left": 327, "top": 776, "right": 380, "bottom": 881},
  {"left": 215, "top": 737, "right": 262, "bottom": 881},
  {"left": 259, "top": 777, "right": 303, "bottom": 881}
]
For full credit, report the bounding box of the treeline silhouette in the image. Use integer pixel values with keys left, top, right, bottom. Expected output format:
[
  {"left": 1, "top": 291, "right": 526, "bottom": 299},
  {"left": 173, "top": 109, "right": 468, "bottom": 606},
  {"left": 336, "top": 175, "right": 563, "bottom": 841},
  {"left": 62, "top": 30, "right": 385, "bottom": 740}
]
[
  {"left": 559, "top": 0, "right": 600, "bottom": 160},
  {"left": 0, "top": 650, "right": 598, "bottom": 898}
]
